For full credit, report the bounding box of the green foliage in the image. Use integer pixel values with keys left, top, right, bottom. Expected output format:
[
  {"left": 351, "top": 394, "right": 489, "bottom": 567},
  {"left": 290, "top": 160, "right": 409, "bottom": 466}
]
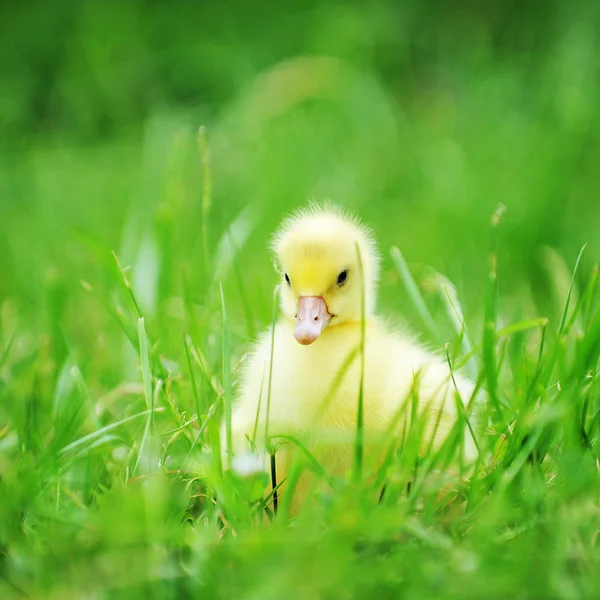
[{"left": 2, "top": 1, "right": 600, "bottom": 597}]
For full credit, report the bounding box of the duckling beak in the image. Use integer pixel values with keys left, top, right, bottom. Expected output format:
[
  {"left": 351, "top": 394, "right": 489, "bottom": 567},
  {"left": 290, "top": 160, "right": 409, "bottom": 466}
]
[{"left": 294, "top": 296, "right": 332, "bottom": 345}]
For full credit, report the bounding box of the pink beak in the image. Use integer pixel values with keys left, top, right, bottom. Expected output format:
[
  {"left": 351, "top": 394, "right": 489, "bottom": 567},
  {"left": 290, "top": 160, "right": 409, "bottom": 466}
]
[{"left": 294, "top": 296, "right": 332, "bottom": 345}]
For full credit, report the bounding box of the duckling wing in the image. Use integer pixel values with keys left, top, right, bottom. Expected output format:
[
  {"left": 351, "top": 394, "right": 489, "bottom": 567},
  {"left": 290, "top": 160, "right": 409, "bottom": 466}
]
[{"left": 362, "top": 321, "right": 478, "bottom": 462}]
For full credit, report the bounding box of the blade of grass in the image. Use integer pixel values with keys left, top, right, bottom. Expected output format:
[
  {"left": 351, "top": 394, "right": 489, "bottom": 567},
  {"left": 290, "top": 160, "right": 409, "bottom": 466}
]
[
  {"left": 390, "top": 246, "right": 440, "bottom": 344},
  {"left": 584, "top": 265, "right": 599, "bottom": 331},
  {"left": 158, "top": 415, "right": 198, "bottom": 437},
  {"left": 184, "top": 335, "right": 203, "bottom": 419},
  {"left": 540, "top": 245, "right": 588, "bottom": 388},
  {"left": 64, "top": 435, "right": 130, "bottom": 461},
  {"left": 220, "top": 284, "right": 233, "bottom": 470},
  {"left": 557, "top": 244, "right": 587, "bottom": 337},
  {"left": 270, "top": 434, "right": 334, "bottom": 488},
  {"left": 439, "top": 276, "right": 477, "bottom": 380},
  {"left": 576, "top": 310, "right": 600, "bottom": 379},
  {"left": 483, "top": 205, "right": 505, "bottom": 420},
  {"left": 198, "top": 125, "right": 211, "bottom": 277},
  {"left": 0, "top": 329, "right": 15, "bottom": 371},
  {"left": 317, "top": 345, "right": 360, "bottom": 415},
  {"left": 80, "top": 280, "right": 138, "bottom": 351},
  {"left": 445, "top": 346, "right": 480, "bottom": 457},
  {"left": 138, "top": 318, "right": 154, "bottom": 429},
  {"left": 227, "top": 228, "right": 256, "bottom": 339},
  {"left": 251, "top": 364, "right": 266, "bottom": 450},
  {"left": 497, "top": 318, "right": 549, "bottom": 339},
  {"left": 270, "top": 453, "right": 278, "bottom": 514},
  {"left": 133, "top": 318, "right": 158, "bottom": 476},
  {"left": 58, "top": 408, "right": 163, "bottom": 458},
  {"left": 211, "top": 205, "right": 256, "bottom": 287},
  {"left": 184, "top": 394, "right": 223, "bottom": 466},
  {"left": 264, "top": 285, "right": 279, "bottom": 453},
  {"left": 450, "top": 317, "right": 547, "bottom": 375},
  {"left": 353, "top": 241, "right": 366, "bottom": 483},
  {"left": 373, "top": 377, "right": 424, "bottom": 492},
  {"left": 564, "top": 263, "right": 598, "bottom": 336},
  {"left": 258, "top": 476, "right": 288, "bottom": 512},
  {"left": 112, "top": 251, "right": 143, "bottom": 320}
]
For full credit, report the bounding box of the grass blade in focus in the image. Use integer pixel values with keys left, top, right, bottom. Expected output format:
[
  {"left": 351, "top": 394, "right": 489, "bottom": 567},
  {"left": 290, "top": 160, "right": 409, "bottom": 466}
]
[
  {"left": 391, "top": 246, "right": 440, "bottom": 344},
  {"left": 220, "top": 284, "right": 233, "bottom": 469}
]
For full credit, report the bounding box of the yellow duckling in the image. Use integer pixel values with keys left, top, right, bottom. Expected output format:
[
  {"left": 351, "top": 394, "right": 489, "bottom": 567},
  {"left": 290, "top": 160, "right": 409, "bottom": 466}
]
[{"left": 227, "top": 205, "right": 477, "bottom": 510}]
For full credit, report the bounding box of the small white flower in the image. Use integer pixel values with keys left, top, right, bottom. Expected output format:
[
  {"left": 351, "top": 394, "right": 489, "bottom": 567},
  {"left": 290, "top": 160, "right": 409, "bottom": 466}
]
[{"left": 231, "top": 452, "right": 264, "bottom": 478}]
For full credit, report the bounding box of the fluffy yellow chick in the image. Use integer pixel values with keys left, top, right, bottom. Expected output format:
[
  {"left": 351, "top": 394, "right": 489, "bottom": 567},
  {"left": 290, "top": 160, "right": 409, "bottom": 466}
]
[{"left": 227, "top": 205, "right": 477, "bottom": 511}]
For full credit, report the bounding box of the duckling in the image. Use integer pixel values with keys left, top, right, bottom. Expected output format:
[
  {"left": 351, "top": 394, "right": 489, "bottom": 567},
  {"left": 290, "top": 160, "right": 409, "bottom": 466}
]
[{"left": 226, "top": 204, "right": 477, "bottom": 511}]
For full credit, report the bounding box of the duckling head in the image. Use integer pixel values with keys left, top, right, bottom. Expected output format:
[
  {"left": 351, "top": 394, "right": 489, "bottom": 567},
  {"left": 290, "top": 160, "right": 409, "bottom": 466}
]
[{"left": 272, "top": 205, "right": 380, "bottom": 345}]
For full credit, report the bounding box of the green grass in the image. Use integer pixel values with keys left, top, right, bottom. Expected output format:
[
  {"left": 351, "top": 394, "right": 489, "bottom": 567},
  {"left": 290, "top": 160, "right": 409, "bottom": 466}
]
[
  {"left": 2, "top": 151, "right": 600, "bottom": 596},
  {"left": 3, "top": 3, "right": 600, "bottom": 597}
]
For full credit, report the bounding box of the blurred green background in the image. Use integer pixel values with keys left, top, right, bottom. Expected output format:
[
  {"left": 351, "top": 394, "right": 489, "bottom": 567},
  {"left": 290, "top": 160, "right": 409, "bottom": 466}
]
[
  {"left": 2, "top": 0, "right": 600, "bottom": 597},
  {"left": 3, "top": 0, "right": 599, "bottom": 332}
]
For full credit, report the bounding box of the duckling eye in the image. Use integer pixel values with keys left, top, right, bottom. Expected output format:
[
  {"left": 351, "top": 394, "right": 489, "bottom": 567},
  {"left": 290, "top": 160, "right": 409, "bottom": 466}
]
[
  {"left": 284, "top": 273, "right": 291, "bottom": 286},
  {"left": 337, "top": 269, "right": 348, "bottom": 286}
]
